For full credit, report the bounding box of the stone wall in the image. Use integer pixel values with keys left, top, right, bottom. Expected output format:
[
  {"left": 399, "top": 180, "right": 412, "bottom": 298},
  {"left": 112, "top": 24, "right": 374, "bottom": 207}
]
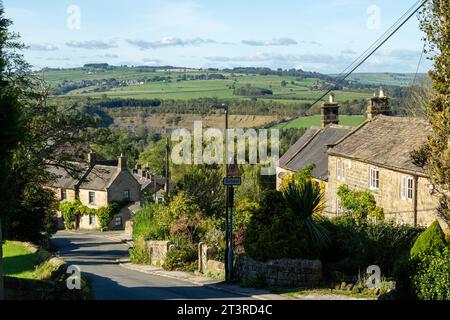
[
  {"left": 327, "top": 155, "right": 441, "bottom": 227},
  {"left": 108, "top": 170, "right": 141, "bottom": 203},
  {"left": 236, "top": 255, "right": 322, "bottom": 288},
  {"left": 198, "top": 242, "right": 225, "bottom": 278},
  {"left": 146, "top": 240, "right": 172, "bottom": 267}
]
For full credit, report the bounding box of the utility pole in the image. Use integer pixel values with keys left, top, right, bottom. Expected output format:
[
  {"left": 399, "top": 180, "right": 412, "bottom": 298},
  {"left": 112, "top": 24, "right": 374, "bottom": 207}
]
[
  {"left": 210, "top": 103, "right": 238, "bottom": 282},
  {"left": 165, "top": 136, "right": 171, "bottom": 197}
]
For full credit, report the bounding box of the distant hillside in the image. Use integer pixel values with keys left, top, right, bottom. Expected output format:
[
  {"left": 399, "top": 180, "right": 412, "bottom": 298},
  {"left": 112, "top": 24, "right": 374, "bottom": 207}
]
[{"left": 337, "top": 72, "right": 429, "bottom": 87}]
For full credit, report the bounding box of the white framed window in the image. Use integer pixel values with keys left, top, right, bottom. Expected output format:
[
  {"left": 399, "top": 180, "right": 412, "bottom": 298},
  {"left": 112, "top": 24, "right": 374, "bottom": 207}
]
[
  {"left": 89, "top": 191, "right": 95, "bottom": 205},
  {"left": 401, "top": 176, "right": 414, "bottom": 200},
  {"left": 61, "top": 189, "right": 67, "bottom": 201},
  {"left": 115, "top": 216, "right": 123, "bottom": 227},
  {"left": 337, "top": 159, "right": 345, "bottom": 181},
  {"left": 370, "top": 167, "right": 380, "bottom": 190},
  {"left": 337, "top": 159, "right": 341, "bottom": 180},
  {"left": 89, "top": 214, "right": 96, "bottom": 226}
]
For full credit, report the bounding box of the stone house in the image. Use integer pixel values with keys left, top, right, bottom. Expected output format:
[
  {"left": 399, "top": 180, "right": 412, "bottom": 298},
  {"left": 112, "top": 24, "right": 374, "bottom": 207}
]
[
  {"left": 326, "top": 91, "right": 442, "bottom": 227},
  {"left": 276, "top": 94, "right": 353, "bottom": 210},
  {"left": 47, "top": 153, "right": 141, "bottom": 231},
  {"left": 132, "top": 164, "right": 175, "bottom": 204}
]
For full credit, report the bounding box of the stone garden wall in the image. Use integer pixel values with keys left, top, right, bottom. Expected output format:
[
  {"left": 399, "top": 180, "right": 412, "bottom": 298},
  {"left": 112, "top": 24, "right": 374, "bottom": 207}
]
[
  {"left": 198, "top": 242, "right": 225, "bottom": 278},
  {"left": 146, "top": 240, "right": 172, "bottom": 267},
  {"left": 236, "top": 255, "right": 322, "bottom": 287}
]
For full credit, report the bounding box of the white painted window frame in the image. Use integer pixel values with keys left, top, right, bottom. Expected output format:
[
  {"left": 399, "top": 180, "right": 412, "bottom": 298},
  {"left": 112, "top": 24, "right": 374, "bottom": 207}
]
[{"left": 370, "top": 167, "right": 380, "bottom": 190}]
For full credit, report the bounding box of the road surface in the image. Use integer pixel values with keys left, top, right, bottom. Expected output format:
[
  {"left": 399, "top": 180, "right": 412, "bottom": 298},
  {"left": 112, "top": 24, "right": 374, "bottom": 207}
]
[{"left": 51, "top": 231, "right": 253, "bottom": 300}]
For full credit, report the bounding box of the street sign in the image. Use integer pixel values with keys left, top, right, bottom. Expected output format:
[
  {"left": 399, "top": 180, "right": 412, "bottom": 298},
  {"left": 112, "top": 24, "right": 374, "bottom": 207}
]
[
  {"left": 226, "top": 162, "right": 240, "bottom": 177},
  {"left": 223, "top": 177, "right": 241, "bottom": 186}
]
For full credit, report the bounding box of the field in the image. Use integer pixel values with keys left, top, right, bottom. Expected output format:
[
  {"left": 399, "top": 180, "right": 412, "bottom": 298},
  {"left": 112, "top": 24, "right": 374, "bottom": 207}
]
[
  {"left": 41, "top": 67, "right": 373, "bottom": 104},
  {"left": 343, "top": 73, "right": 428, "bottom": 87},
  {"left": 274, "top": 115, "right": 366, "bottom": 129}
]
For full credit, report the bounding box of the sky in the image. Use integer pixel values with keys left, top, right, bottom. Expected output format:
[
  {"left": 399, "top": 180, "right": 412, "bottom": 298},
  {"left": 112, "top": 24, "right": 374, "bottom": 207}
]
[{"left": 3, "top": 0, "right": 433, "bottom": 73}]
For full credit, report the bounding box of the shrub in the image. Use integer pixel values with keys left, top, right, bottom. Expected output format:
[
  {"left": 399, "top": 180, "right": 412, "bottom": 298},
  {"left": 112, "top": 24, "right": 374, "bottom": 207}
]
[
  {"left": 97, "top": 203, "right": 120, "bottom": 231},
  {"left": 162, "top": 246, "right": 197, "bottom": 271},
  {"left": 244, "top": 190, "right": 319, "bottom": 261},
  {"left": 59, "top": 201, "right": 78, "bottom": 230},
  {"left": 410, "top": 221, "right": 447, "bottom": 260},
  {"left": 132, "top": 205, "right": 169, "bottom": 241},
  {"left": 412, "top": 248, "right": 450, "bottom": 300},
  {"left": 322, "top": 217, "right": 423, "bottom": 277},
  {"left": 337, "top": 185, "right": 384, "bottom": 222},
  {"left": 365, "top": 221, "right": 423, "bottom": 275},
  {"left": 129, "top": 236, "right": 150, "bottom": 264}
]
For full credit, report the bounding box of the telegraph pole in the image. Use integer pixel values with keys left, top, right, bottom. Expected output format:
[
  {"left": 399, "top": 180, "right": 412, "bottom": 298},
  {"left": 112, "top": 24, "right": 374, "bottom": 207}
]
[{"left": 165, "top": 136, "right": 171, "bottom": 197}]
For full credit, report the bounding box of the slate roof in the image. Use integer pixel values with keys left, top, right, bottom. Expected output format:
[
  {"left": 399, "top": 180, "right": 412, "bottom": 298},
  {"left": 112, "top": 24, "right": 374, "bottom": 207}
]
[
  {"left": 133, "top": 173, "right": 176, "bottom": 194},
  {"left": 79, "top": 165, "right": 121, "bottom": 191},
  {"left": 328, "top": 115, "right": 431, "bottom": 174},
  {"left": 47, "top": 162, "right": 89, "bottom": 189},
  {"left": 280, "top": 125, "right": 353, "bottom": 181}
]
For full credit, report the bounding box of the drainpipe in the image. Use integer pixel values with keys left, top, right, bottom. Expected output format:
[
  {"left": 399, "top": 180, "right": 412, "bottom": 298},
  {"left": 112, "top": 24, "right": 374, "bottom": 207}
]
[{"left": 413, "top": 175, "right": 418, "bottom": 227}]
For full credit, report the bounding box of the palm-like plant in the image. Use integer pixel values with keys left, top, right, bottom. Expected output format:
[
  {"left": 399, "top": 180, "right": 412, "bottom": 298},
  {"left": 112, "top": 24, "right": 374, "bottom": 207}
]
[{"left": 282, "top": 178, "right": 329, "bottom": 248}]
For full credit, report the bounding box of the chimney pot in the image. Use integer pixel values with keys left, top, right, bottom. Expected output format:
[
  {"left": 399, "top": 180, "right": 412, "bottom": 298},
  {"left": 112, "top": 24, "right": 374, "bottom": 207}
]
[
  {"left": 321, "top": 95, "right": 340, "bottom": 128},
  {"left": 367, "top": 90, "right": 390, "bottom": 120}
]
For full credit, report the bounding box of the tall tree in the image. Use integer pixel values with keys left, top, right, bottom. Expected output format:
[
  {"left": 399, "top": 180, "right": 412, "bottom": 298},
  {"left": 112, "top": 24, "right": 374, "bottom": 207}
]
[
  {"left": 0, "top": 3, "right": 97, "bottom": 298},
  {"left": 413, "top": 0, "right": 450, "bottom": 222},
  {"left": 0, "top": 3, "right": 25, "bottom": 300}
]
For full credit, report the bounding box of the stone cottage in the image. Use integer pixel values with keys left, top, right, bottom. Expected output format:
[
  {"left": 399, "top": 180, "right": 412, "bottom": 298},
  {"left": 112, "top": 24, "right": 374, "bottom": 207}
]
[
  {"left": 132, "top": 164, "right": 175, "bottom": 204},
  {"left": 326, "top": 90, "right": 442, "bottom": 227},
  {"left": 47, "top": 153, "right": 141, "bottom": 230},
  {"left": 276, "top": 94, "right": 353, "bottom": 209}
]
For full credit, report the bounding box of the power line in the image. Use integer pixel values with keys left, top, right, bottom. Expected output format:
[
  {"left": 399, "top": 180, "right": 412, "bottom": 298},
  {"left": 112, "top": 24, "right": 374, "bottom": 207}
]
[
  {"left": 310, "top": 0, "right": 429, "bottom": 108},
  {"left": 412, "top": 42, "right": 426, "bottom": 86}
]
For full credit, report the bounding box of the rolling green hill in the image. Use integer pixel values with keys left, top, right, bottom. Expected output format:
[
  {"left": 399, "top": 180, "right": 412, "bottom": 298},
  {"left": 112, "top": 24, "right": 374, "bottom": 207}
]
[{"left": 39, "top": 66, "right": 383, "bottom": 104}]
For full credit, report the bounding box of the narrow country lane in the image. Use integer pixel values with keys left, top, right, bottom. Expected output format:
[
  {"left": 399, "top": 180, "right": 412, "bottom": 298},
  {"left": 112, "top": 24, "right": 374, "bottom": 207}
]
[{"left": 51, "top": 231, "right": 253, "bottom": 300}]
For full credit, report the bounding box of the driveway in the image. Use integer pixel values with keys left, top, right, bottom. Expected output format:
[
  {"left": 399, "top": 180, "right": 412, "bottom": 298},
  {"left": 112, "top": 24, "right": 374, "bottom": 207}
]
[{"left": 51, "top": 231, "right": 254, "bottom": 300}]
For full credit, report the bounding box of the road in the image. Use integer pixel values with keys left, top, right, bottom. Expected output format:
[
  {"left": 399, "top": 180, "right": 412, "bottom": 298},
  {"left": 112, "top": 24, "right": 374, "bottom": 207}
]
[{"left": 51, "top": 231, "right": 253, "bottom": 300}]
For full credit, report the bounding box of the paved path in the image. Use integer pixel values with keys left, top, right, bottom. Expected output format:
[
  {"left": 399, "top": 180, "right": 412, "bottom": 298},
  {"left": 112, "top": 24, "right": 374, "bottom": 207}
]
[{"left": 51, "top": 231, "right": 255, "bottom": 300}]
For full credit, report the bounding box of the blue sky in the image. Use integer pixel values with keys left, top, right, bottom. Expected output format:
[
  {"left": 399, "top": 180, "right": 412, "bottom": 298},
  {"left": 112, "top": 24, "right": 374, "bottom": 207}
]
[{"left": 3, "top": 0, "right": 432, "bottom": 73}]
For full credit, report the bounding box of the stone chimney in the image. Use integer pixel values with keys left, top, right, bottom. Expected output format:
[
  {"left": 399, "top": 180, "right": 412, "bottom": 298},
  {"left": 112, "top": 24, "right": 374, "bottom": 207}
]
[
  {"left": 367, "top": 88, "right": 390, "bottom": 120},
  {"left": 321, "top": 94, "right": 340, "bottom": 128},
  {"left": 118, "top": 154, "right": 127, "bottom": 171},
  {"left": 88, "top": 152, "right": 97, "bottom": 167}
]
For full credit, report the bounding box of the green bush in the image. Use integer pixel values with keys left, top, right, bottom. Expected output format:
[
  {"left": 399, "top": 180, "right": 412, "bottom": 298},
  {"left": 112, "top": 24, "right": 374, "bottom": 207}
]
[
  {"left": 337, "top": 185, "right": 384, "bottom": 222},
  {"left": 59, "top": 201, "right": 78, "bottom": 230},
  {"left": 162, "top": 246, "right": 197, "bottom": 271},
  {"left": 410, "top": 221, "right": 447, "bottom": 260},
  {"left": 132, "top": 205, "right": 169, "bottom": 241},
  {"left": 244, "top": 190, "right": 319, "bottom": 262},
  {"left": 412, "top": 248, "right": 450, "bottom": 300},
  {"left": 129, "top": 236, "right": 150, "bottom": 264},
  {"left": 322, "top": 217, "right": 423, "bottom": 277}
]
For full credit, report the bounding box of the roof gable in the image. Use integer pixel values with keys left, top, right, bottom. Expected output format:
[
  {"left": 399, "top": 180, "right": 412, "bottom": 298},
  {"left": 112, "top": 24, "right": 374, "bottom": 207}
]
[{"left": 281, "top": 125, "right": 353, "bottom": 180}]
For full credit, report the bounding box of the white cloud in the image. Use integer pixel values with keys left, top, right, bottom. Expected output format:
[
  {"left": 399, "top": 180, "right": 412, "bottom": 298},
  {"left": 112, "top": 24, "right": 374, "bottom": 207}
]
[
  {"left": 28, "top": 43, "right": 59, "bottom": 51},
  {"left": 127, "top": 37, "right": 217, "bottom": 50},
  {"left": 66, "top": 40, "right": 118, "bottom": 50},
  {"left": 242, "top": 38, "right": 298, "bottom": 46}
]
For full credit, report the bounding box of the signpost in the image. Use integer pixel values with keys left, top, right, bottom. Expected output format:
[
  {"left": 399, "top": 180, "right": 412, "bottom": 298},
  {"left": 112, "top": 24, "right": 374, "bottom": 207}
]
[{"left": 223, "top": 177, "right": 241, "bottom": 186}]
